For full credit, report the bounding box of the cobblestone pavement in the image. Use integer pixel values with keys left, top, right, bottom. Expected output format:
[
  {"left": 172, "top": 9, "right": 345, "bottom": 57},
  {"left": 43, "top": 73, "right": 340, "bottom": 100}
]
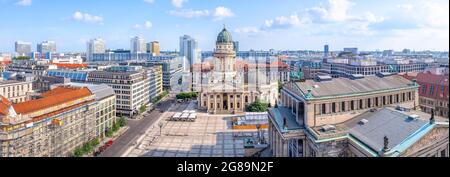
[
  {"left": 127, "top": 102, "right": 266, "bottom": 157},
  {"left": 128, "top": 115, "right": 246, "bottom": 157}
]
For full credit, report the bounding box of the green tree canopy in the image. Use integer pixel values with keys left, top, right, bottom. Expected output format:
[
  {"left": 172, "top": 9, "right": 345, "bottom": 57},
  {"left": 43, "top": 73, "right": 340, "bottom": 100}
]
[
  {"left": 14, "top": 56, "right": 31, "bottom": 60},
  {"left": 176, "top": 92, "right": 198, "bottom": 100},
  {"left": 245, "top": 100, "right": 270, "bottom": 112}
]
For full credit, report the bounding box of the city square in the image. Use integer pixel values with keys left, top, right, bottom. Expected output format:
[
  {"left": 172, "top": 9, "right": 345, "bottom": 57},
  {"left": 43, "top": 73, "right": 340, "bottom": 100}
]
[{"left": 126, "top": 101, "right": 268, "bottom": 157}]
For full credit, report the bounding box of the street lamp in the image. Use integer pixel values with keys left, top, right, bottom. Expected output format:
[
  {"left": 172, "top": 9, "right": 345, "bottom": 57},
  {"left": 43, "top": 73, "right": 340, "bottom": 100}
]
[
  {"left": 158, "top": 122, "right": 164, "bottom": 136},
  {"left": 256, "top": 124, "right": 261, "bottom": 144}
]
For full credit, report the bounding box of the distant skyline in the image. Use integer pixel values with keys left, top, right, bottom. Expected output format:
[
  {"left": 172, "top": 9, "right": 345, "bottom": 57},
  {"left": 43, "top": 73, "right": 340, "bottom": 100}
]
[{"left": 0, "top": 0, "right": 448, "bottom": 52}]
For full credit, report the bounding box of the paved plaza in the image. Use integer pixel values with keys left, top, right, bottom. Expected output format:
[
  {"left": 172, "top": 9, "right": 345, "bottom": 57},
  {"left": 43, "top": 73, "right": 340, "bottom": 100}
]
[{"left": 126, "top": 101, "right": 267, "bottom": 157}]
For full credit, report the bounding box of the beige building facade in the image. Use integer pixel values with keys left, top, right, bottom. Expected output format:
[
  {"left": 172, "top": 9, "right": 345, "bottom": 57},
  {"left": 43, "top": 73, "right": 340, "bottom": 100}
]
[
  {"left": 0, "top": 80, "right": 33, "bottom": 103},
  {"left": 197, "top": 26, "right": 278, "bottom": 114},
  {"left": 268, "top": 75, "right": 449, "bottom": 157}
]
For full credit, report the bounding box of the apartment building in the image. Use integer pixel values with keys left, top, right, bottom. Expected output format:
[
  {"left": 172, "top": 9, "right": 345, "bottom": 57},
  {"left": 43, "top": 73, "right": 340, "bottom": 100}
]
[
  {"left": 0, "top": 80, "right": 33, "bottom": 103},
  {"left": 0, "top": 86, "right": 97, "bottom": 157},
  {"left": 87, "top": 66, "right": 150, "bottom": 117}
]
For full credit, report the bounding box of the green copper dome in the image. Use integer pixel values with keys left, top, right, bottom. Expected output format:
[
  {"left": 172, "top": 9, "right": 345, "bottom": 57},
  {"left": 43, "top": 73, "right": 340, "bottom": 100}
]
[{"left": 216, "top": 26, "right": 233, "bottom": 43}]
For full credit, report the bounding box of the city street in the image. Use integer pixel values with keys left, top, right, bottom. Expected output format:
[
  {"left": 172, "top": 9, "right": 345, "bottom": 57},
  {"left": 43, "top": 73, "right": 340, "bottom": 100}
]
[{"left": 99, "top": 98, "right": 174, "bottom": 157}]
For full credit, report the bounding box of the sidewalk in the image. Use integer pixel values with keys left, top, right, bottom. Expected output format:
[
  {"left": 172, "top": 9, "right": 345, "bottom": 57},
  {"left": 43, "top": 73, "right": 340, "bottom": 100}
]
[
  {"left": 134, "top": 96, "right": 170, "bottom": 120},
  {"left": 84, "top": 126, "right": 129, "bottom": 157}
]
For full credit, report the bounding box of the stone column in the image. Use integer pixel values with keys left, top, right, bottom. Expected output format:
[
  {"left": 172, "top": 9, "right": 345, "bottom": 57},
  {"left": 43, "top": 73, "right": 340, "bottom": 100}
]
[
  {"left": 234, "top": 94, "right": 238, "bottom": 112},
  {"left": 214, "top": 94, "right": 217, "bottom": 113}
]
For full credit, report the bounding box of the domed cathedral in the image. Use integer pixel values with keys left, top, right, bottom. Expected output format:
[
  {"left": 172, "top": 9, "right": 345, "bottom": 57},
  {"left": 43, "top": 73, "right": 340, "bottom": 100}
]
[{"left": 197, "top": 25, "right": 279, "bottom": 114}]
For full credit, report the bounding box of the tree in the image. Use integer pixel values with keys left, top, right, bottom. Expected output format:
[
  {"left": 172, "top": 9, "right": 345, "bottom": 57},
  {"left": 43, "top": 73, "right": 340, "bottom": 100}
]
[
  {"left": 245, "top": 100, "right": 269, "bottom": 112},
  {"left": 118, "top": 117, "right": 127, "bottom": 127},
  {"left": 278, "top": 81, "right": 283, "bottom": 92},
  {"left": 14, "top": 56, "right": 30, "bottom": 60},
  {"left": 73, "top": 148, "right": 84, "bottom": 157},
  {"left": 112, "top": 122, "right": 120, "bottom": 132},
  {"left": 90, "top": 138, "right": 100, "bottom": 147},
  {"left": 139, "top": 105, "right": 147, "bottom": 113},
  {"left": 176, "top": 92, "right": 198, "bottom": 100},
  {"left": 106, "top": 129, "right": 113, "bottom": 137},
  {"left": 152, "top": 91, "right": 168, "bottom": 103}
]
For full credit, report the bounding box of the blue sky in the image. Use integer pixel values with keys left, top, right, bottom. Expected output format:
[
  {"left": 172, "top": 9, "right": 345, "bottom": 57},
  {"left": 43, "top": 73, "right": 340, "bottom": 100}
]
[{"left": 0, "top": 0, "right": 448, "bottom": 52}]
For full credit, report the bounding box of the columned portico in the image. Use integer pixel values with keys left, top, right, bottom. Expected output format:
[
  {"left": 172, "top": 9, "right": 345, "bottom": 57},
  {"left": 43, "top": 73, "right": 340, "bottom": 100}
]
[{"left": 198, "top": 25, "right": 279, "bottom": 114}]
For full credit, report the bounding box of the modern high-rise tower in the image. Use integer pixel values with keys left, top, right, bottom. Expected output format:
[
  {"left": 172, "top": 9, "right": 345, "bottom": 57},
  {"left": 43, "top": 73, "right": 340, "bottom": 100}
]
[
  {"left": 130, "top": 36, "right": 147, "bottom": 54},
  {"left": 37, "top": 41, "right": 56, "bottom": 54},
  {"left": 87, "top": 38, "right": 106, "bottom": 61},
  {"left": 179, "top": 35, "right": 201, "bottom": 72},
  {"left": 15, "top": 41, "right": 32, "bottom": 56},
  {"left": 324, "top": 44, "right": 330, "bottom": 57}
]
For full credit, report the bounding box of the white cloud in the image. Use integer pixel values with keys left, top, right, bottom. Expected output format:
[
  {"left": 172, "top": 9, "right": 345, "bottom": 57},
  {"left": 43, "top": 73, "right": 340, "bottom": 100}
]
[
  {"left": 307, "top": 0, "right": 383, "bottom": 24},
  {"left": 169, "top": 9, "right": 210, "bottom": 18},
  {"left": 143, "top": 0, "right": 155, "bottom": 4},
  {"left": 307, "top": 0, "right": 353, "bottom": 22},
  {"left": 236, "top": 0, "right": 384, "bottom": 37},
  {"left": 134, "top": 21, "right": 153, "bottom": 29},
  {"left": 263, "top": 14, "right": 305, "bottom": 29},
  {"left": 172, "top": 0, "right": 187, "bottom": 8},
  {"left": 397, "top": 0, "right": 449, "bottom": 28},
  {"left": 396, "top": 4, "right": 414, "bottom": 12},
  {"left": 71, "top": 11, "right": 103, "bottom": 24},
  {"left": 16, "top": 0, "right": 32, "bottom": 6},
  {"left": 234, "top": 27, "right": 261, "bottom": 34},
  {"left": 213, "top": 6, "right": 234, "bottom": 21},
  {"left": 168, "top": 7, "right": 234, "bottom": 21}
]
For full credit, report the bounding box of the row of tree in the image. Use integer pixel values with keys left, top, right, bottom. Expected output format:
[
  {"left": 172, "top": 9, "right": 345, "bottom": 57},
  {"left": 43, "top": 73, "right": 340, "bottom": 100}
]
[
  {"left": 245, "top": 100, "right": 271, "bottom": 112},
  {"left": 176, "top": 92, "right": 198, "bottom": 100},
  {"left": 72, "top": 117, "right": 128, "bottom": 157}
]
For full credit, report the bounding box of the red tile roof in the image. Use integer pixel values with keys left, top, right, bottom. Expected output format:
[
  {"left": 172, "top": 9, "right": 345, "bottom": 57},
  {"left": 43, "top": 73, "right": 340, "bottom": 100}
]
[
  {"left": 416, "top": 72, "right": 449, "bottom": 86},
  {"left": 0, "top": 96, "right": 12, "bottom": 116},
  {"left": 192, "top": 60, "right": 289, "bottom": 72},
  {"left": 193, "top": 62, "right": 214, "bottom": 71},
  {"left": 401, "top": 72, "right": 449, "bottom": 100},
  {"left": 13, "top": 87, "right": 93, "bottom": 115},
  {"left": 53, "top": 63, "right": 88, "bottom": 69}
]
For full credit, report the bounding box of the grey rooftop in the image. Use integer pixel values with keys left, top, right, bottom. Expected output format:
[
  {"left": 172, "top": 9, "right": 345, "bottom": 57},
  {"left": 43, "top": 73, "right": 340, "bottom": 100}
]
[{"left": 294, "top": 75, "right": 415, "bottom": 99}]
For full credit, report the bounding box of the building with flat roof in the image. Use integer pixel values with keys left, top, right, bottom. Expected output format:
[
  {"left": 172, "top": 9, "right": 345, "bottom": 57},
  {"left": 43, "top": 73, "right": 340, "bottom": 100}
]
[
  {"left": 0, "top": 80, "right": 33, "bottom": 103},
  {"left": 33, "top": 75, "right": 70, "bottom": 93},
  {"left": 59, "top": 83, "right": 116, "bottom": 138},
  {"left": 15, "top": 41, "right": 32, "bottom": 56},
  {"left": 267, "top": 74, "right": 449, "bottom": 157},
  {"left": 87, "top": 66, "right": 150, "bottom": 117},
  {"left": 7, "top": 60, "right": 57, "bottom": 76},
  {"left": 123, "top": 62, "right": 164, "bottom": 102},
  {"left": 323, "top": 58, "right": 440, "bottom": 78},
  {"left": 47, "top": 69, "right": 92, "bottom": 82}
]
